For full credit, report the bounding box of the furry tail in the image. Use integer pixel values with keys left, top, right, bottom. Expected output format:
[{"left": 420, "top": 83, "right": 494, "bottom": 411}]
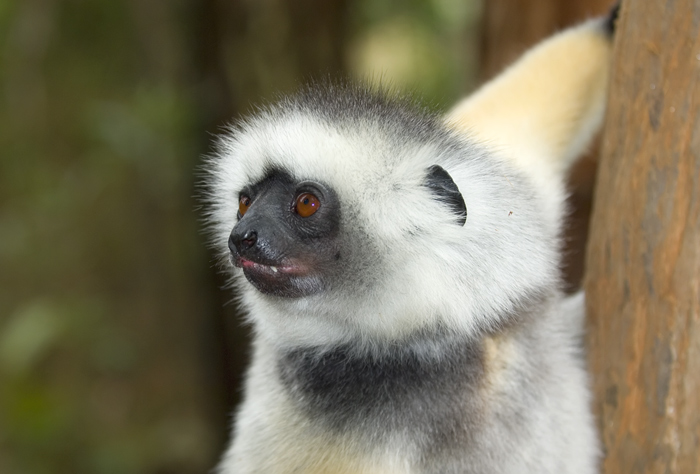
[{"left": 445, "top": 15, "right": 615, "bottom": 184}]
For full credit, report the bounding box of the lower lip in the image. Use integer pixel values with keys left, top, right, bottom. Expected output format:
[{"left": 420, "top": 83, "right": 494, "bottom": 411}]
[{"left": 234, "top": 257, "right": 305, "bottom": 276}]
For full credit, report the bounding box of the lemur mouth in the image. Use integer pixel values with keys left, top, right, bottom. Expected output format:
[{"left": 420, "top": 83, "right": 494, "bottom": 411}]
[
  {"left": 230, "top": 250, "right": 323, "bottom": 297},
  {"left": 233, "top": 256, "right": 306, "bottom": 277},
  {"left": 234, "top": 255, "right": 323, "bottom": 297}
]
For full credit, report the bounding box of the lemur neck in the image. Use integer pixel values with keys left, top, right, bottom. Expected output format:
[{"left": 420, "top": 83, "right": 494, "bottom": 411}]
[{"left": 276, "top": 331, "right": 485, "bottom": 437}]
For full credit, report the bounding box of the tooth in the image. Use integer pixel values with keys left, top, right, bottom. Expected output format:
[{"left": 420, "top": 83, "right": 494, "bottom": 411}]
[{"left": 271, "top": 266, "right": 278, "bottom": 273}]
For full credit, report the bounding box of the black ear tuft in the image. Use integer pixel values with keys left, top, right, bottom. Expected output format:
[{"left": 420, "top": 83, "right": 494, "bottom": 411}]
[{"left": 424, "top": 165, "right": 467, "bottom": 226}]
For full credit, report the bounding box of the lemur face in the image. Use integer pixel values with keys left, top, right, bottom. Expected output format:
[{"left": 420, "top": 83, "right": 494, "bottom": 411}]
[
  {"left": 229, "top": 169, "right": 341, "bottom": 298},
  {"left": 228, "top": 159, "right": 469, "bottom": 303}
]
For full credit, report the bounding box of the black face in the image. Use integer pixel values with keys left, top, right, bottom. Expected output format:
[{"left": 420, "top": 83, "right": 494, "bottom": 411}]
[{"left": 228, "top": 169, "right": 341, "bottom": 298}]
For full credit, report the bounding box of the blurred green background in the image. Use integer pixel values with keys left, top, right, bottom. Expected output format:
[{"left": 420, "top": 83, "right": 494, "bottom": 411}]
[{"left": 0, "top": 1, "right": 482, "bottom": 472}]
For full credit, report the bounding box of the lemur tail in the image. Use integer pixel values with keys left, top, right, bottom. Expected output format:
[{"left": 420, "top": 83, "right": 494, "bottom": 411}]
[{"left": 445, "top": 8, "right": 618, "bottom": 185}]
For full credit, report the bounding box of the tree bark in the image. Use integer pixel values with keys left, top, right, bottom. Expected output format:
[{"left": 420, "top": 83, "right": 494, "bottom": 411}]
[{"left": 585, "top": 1, "right": 700, "bottom": 472}]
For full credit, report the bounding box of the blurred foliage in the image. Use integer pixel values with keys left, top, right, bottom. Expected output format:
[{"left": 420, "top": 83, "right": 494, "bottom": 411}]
[
  {"left": 0, "top": 0, "right": 481, "bottom": 473},
  {"left": 349, "top": 0, "right": 481, "bottom": 106},
  {"left": 0, "top": 1, "right": 220, "bottom": 473}
]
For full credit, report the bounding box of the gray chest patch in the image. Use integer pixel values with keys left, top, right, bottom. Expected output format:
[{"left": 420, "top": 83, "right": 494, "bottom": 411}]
[{"left": 277, "top": 332, "right": 485, "bottom": 447}]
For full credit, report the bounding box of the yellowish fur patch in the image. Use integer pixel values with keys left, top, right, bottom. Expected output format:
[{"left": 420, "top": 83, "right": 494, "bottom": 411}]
[
  {"left": 260, "top": 433, "right": 407, "bottom": 474},
  {"left": 482, "top": 333, "right": 519, "bottom": 397}
]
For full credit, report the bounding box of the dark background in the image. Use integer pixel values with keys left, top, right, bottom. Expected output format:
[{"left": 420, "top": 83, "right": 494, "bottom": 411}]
[{"left": 0, "top": 1, "right": 608, "bottom": 472}]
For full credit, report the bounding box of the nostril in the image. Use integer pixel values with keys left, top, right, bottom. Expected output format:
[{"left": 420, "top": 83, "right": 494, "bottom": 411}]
[
  {"left": 241, "top": 230, "right": 257, "bottom": 250},
  {"left": 229, "top": 229, "right": 258, "bottom": 254}
]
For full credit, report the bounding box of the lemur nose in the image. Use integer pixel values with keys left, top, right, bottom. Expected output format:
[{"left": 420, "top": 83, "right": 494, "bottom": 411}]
[{"left": 229, "top": 230, "right": 258, "bottom": 254}]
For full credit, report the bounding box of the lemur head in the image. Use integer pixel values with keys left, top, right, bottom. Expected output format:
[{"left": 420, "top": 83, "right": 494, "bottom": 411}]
[
  {"left": 226, "top": 88, "right": 468, "bottom": 300},
  {"left": 205, "top": 85, "right": 556, "bottom": 347},
  {"left": 204, "top": 20, "right": 612, "bottom": 348}
]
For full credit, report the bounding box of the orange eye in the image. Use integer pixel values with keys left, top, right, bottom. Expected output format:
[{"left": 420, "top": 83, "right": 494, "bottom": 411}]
[
  {"left": 295, "top": 193, "right": 320, "bottom": 217},
  {"left": 239, "top": 195, "right": 251, "bottom": 217}
]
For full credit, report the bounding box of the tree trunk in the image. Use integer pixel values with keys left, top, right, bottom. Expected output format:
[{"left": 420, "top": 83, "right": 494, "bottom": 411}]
[{"left": 585, "top": 1, "right": 700, "bottom": 472}]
